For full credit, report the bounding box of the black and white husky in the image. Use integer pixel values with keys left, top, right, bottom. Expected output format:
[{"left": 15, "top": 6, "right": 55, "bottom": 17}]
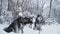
[
  {"left": 33, "top": 15, "right": 45, "bottom": 30},
  {"left": 4, "top": 16, "right": 33, "bottom": 33}
]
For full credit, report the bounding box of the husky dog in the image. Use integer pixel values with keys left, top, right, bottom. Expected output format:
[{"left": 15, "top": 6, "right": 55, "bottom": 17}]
[
  {"left": 33, "top": 15, "right": 45, "bottom": 30},
  {"left": 4, "top": 16, "right": 33, "bottom": 33}
]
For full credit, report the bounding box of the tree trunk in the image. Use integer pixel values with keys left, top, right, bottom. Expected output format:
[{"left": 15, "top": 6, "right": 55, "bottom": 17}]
[
  {"left": 48, "top": 0, "right": 52, "bottom": 18},
  {"left": 0, "top": 0, "right": 2, "bottom": 16}
]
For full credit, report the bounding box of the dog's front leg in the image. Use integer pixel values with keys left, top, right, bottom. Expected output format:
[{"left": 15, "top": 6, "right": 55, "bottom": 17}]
[
  {"left": 13, "top": 21, "right": 18, "bottom": 33},
  {"left": 15, "top": 23, "right": 19, "bottom": 34},
  {"left": 21, "top": 27, "right": 24, "bottom": 34},
  {"left": 20, "top": 24, "right": 24, "bottom": 34}
]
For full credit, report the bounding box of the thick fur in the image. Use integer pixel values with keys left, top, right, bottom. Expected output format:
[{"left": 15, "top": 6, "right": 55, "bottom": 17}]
[
  {"left": 4, "top": 17, "right": 33, "bottom": 33},
  {"left": 33, "top": 15, "right": 45, "bottom": 30}
]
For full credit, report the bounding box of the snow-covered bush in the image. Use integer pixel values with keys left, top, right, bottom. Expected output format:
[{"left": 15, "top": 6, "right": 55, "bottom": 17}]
[
  {"left": 45, "top": 18, "right": 58, "bottom": 25},
  {"left": 1, "top": 11, "right": 13, "bottom": 24}
]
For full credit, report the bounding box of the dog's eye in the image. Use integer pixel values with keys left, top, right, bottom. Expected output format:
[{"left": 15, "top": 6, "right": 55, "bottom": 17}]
[{"left": 37, "top": 16, "right": 42, "bottom": 22}]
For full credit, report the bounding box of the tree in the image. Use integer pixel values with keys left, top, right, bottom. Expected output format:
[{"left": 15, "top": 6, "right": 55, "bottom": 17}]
[
  {"left": 7, "top": 0, "right": 19, "bottom": 20},
  {"left": 48, "top": 0, "right": 60, "bottom": 18},
  {"left": 48, "top": 0, "right": 53, "bottom": 18},
  {"left": 0, "top": 0, "right": 2, "bottom": 16},
  {"left": 41, "top": 0, "right": 45, "bottom": 15}
]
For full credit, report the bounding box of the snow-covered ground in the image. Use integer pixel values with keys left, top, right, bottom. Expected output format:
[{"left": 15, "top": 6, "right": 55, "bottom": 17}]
[{"left": 0, "top": 23, "right": 60, "bottom": 34}]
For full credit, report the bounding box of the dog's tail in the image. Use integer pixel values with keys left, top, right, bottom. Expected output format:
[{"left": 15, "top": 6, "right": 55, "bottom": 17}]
[{"left": 4, "top": 27, "right": 13, "bottom": 33}]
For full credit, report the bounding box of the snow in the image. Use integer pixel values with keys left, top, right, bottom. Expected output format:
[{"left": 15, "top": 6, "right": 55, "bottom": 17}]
[
  {"left": 41, "top": 24, "right": 60, "bottom": 34},
  {"left": 0, "top": 23, "right": 60, "bottom": 34}
]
